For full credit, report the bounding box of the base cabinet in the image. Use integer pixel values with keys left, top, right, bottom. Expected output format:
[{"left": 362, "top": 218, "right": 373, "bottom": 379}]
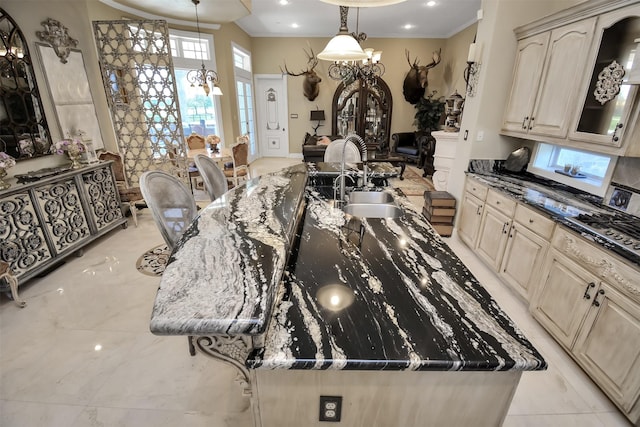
[
  {"left": 457, "top": 178, "right": 488, "bottom": 248},
  {"left": 0, "top": 162, "right": 127, "bottom": 285},
  {"left": 499, "top": 223, "right": 549, "bottom": 300},
  {"left": 476, "top": 205, "right": 511, "bottom": 271},
  {"left": 531, "top": 227, "right": 640, "bottom": 425}
]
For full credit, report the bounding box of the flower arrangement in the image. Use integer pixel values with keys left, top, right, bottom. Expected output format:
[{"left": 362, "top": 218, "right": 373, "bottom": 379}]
[
  {"left": 206, "top": 134, "right": 221, "bottom": 153},
  {"left": 51, "top": 138, "right": 86, "bottom": 156},
  {"left": 0, "top": 152, "right": 16, "bottom": 169}
]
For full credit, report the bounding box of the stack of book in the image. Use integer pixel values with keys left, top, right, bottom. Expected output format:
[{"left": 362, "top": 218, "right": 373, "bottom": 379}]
[{"left": 422, "top": 191, "right": 456, "bottom": 236}]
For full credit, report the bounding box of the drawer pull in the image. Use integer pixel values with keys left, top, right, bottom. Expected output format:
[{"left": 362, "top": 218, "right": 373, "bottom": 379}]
[
  {"left": 529, "top": 219, "right": 534, "bottom": 223},
  {"left": 496, "top": 201, "right": 500, "bottom": 205},
  {"left": 583, "top": 282, "right": 595, "bottom": 300},
  {"left": 592, "top": 289, "right": 605, "bottom": 307}
]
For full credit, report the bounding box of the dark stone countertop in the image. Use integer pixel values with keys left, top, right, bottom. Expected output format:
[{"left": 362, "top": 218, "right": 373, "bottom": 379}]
[
  {"left": 465, "top": 171, "right": 640, "bottom": 267},
  {"left": 151, "top": 164, "right": 546, "bottom": 372}
]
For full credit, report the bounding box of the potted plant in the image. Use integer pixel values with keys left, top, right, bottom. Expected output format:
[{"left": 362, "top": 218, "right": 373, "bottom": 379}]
[{"left": 413, "top": 91, "right": 445, "bottom": 176}]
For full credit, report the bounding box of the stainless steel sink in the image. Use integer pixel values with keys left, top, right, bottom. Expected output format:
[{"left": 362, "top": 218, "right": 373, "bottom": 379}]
[
  {"left": 348, "top": 190, "right": 394, "bottom": 204},
  {"left": 343, "top": 203, "right": 402, "bottom": 219}
]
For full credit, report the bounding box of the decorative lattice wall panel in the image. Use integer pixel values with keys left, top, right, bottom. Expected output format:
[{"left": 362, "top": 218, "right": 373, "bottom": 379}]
[{"left": 92, "top": 20, "right": 188, "bottom": 185}]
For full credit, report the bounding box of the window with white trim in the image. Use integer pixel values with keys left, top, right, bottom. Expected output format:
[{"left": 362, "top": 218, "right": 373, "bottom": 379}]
[
  {"left": 529, "top": 142, "right": 617, "bottom": 197},
  {"left": 169, "top": 29, "right": 223, "bottom": 142}
]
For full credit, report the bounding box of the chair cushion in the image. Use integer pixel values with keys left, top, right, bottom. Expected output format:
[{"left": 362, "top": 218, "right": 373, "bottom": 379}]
[{"left": 396, "top": 146, "right": 419, "bottom": 156}]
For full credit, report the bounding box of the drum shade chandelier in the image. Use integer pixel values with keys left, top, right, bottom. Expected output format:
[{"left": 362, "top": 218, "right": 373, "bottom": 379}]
[
  {"left": 318, "top": 6, "right": 385, "bottom": 85},
  {"left": 186, "top": 0, "right": 222, "bottom": 96}
]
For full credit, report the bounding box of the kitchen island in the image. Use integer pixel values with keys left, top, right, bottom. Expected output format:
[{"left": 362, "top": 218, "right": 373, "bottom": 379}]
[{"left": 150, "top": 164, "right": 545, "bottom": 427}]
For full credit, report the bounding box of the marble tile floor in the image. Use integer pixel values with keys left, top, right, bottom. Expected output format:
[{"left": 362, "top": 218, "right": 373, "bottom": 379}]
[{"left": 0, "top": 159, "right": 632, "bottom": 426}]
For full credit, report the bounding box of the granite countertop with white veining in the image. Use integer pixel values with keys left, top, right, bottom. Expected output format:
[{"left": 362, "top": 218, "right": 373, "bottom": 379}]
[
  {"left": 246, "top": 186, "right": 546, "bottom": 372},
  {"left": 151, "top": 164, "right": 546, "bottom": 372},
  {"left": 149, "top": 164, "right": 308, "bottom": 336},
  {"left": 464, "top": 166, "right": 640, "bottom": 266}
]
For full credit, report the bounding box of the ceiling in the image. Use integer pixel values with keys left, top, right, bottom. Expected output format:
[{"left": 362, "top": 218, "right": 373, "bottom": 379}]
[{"left": 101, "top": 0, "right": 481, "bottom": 38}]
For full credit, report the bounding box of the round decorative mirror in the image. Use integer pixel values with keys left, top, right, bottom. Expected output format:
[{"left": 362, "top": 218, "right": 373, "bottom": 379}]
[{"left": 0, "top": 8, "right": 51, "bottom": 159}]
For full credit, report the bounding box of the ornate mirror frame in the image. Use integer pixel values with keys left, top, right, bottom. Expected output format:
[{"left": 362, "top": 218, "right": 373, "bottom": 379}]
[{"left": 0, "top": 8, "right": 52, "bottom": 160}]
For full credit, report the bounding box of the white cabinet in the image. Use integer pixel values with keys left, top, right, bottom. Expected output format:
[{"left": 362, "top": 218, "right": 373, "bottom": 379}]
[
  {"left": 502, "top": 33, "right": 549, "bottom": 134},
  {"left": 502, "top": 19, "right": 595, "bottom": 138},
  {"left": 457, "top": 178, "right": 488, "bottom": 248},
  {"left": 569, "top": 4, "right": 640, "bottom": 154},
  {"left": 476, "top": 190, "right": 516, "bottom": 271},
  {"left": 531, "top": 227, "right": 640, "bottom": 424},
  {"left": 499, "top": 204, "right": 554, "bottom": 300}
]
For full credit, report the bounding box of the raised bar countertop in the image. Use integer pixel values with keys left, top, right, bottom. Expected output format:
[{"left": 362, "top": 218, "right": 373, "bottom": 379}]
[{"left": 151, "top": 164, "right": 546, "bottom": 372}]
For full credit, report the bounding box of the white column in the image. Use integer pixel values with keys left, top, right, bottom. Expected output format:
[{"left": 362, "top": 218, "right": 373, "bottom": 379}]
[{"left": 431, "top": 131, "right": 460, "bottom": 191}]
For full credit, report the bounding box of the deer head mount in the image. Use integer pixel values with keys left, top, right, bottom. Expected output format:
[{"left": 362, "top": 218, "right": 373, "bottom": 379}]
[
  {"left": 281, "top": 48, "right": 322, "bottom": 101},
  {"left": 403, "top": 48, "right": 442, "bottom": 105}
]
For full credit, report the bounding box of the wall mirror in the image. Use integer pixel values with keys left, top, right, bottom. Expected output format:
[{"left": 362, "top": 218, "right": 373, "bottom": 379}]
[
  {"left": 0, "top": 8, "right": 51, "bottom": 159},
  {"left": 35, "top": 43, "right": 104, "bottom": 152}
]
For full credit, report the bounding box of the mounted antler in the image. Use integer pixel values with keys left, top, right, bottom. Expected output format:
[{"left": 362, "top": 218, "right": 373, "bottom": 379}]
[
  {"left": 281, "top": 48, "right": 322, "bottom": 101},
  {"left": 403, "top": 48, "right": 442, "bottom": 105}
]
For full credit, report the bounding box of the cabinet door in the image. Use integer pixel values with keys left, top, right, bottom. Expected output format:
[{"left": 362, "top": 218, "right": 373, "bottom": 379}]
[
  {"left": 573, "top": 283, "right": 640, "bottom": 416},
  {"left": 529, "top": 18, "right": 596, "bottom": 138},
  {"left": 476, "top": 205, "right": 511, "bottom": 271},
  {"left": 569, "top": 5, "right": 640, "bottom": 147},
  {"left": 531, "top": 250, "right": 597, "bottom": 349},
  {"left": 499, "top": 223, "right": 548, "bottom": 301},
  {"left": 457, "top": 192, "right": 483, "bottom": 248},
  {"left": 32, "top": 178, "right": 91, "bottom": 255},
  {"left": 502, "top": 32, "right": 550, "bottom": 133},
  {"left": 80, "top": 165, "right": 124, "bottom": 231},
  {"left": 0, "top": 192, "right": 53, "bottom": 278}
]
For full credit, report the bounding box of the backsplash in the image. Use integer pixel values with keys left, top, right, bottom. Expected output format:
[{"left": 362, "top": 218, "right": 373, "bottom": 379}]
[{"left": 605, "top": 157, "right": 640, "bottom": 218}]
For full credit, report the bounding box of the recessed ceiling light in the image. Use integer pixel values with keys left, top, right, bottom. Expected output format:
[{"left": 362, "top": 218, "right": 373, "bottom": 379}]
[
  {"left": 404, "top": 24, "right": 414, "bottom": 30},
  {"left": 427, "top": 1, "right": 437, "bottom": 6},
  {"left": 291, "top": 23, "right": 299, "bottom": 28},
  {"left": 279, "top": 0, "right": 289, "bottom": 5}
]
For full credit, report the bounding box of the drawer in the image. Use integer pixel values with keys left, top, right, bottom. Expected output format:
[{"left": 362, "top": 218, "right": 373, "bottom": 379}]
[
  {"left": 553, "top": 227, "right": 640, "bottom": 305},
  {"left": 514, "top": 203, "right": 555, "bottom": 239},
  {"left": 465, "top": 178, "right": 488, "bottom": 200},
  {"left": 486, "top": 189, "right": 516, "bottom": 217}
]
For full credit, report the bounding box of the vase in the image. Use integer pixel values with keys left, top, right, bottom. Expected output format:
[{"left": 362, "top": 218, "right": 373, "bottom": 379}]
[
  {"left": 0, "top": 167, "right": 10, "bottom": 190},
  {"left": 67, "top": 151, "right": 82, "bottom": 169}
]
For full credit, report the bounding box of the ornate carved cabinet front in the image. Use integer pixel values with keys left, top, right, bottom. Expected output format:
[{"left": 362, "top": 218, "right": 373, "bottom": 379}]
[
  {"left": 0, "top": 162, "right": 126, "bottom": 284},
  {"left": 332, "top": 78, "right": 392, "bottom": 154}
]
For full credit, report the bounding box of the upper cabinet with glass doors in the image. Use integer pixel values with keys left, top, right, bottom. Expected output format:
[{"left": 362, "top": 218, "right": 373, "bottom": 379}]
[
  {"left": 501, "top": 0, "right": 640, "bottom": 157},
  {"left": 569, "top": 4, "right": 640, "bottom": 152}
]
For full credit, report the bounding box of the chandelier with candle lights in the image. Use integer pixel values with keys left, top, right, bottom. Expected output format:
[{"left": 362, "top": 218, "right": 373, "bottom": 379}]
[{"left": 186, "top": 0, "right": 222, "bottom": 96}]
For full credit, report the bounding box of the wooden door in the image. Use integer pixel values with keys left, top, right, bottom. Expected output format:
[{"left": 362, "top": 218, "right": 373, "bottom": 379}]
[
  {"left": 501, "top": 32, "right": 549, "bottom": 133},
  {"left": 529, "top": 18, "right": 596, "bottom": 138},
  {"left": 255, "top": 74, "right": 289, "bottom": 158}
]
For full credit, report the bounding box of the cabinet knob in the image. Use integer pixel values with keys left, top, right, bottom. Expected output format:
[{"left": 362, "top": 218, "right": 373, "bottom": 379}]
[{"left": 529, "top": 219, "right": 534, "bottom": 223}]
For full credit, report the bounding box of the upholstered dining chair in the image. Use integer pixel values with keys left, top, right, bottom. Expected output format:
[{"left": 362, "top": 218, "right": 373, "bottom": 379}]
[
  {"left": 223, "top": 141, "right": 251, "bottom": 187},
  {"left": 186, "top": 132, "right": 206, "bottom": 149},
  {"left": 98, "top": 151, "right": 144, "bottom": 226},
  {"left": 139, "top": 170, "right": 198, "bottom": 250},
  {"left": 323, "top": 139, "right": 362, "bottom": 163},
  {"left": 194, "top": 154, "right": 228, "bottom": 201}
]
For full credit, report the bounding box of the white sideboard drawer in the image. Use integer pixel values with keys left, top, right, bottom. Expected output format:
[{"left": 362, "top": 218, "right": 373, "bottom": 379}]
[
  {"left": 514, "top": 203, "right": 555, "bottom": 240},
  {"left": 465, "top": 178, "right": 488, "bottom": 201},
  {"left": 486, "top": 189, "right": 516, "bottom": 217}
]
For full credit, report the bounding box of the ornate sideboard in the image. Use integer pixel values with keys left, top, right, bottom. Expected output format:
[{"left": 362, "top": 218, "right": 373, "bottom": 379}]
[{"left": 0, "top": 162, "right": 127, "bottom": 286}]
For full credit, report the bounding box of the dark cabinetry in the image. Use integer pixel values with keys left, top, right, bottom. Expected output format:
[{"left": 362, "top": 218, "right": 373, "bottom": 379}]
[{"left": 332, "top": 78, "right": 392, "bottom": 154}]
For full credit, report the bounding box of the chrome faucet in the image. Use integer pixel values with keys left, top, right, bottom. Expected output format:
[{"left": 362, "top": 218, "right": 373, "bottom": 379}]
[{"left": 336, "top": 134, "right": 368, "bottom": 205}]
